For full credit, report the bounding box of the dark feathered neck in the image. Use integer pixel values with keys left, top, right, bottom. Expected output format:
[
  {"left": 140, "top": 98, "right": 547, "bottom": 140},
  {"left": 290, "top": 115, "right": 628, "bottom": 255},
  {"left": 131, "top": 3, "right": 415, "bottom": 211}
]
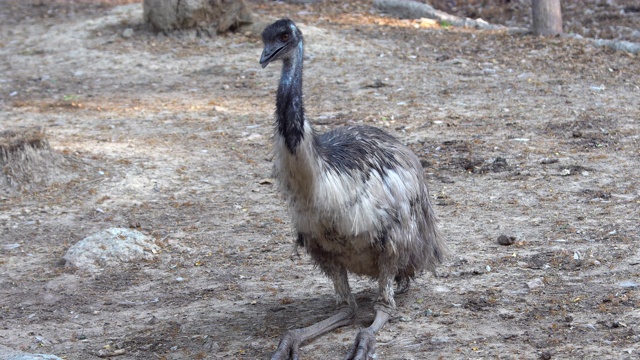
[{"left": 276, "top": 41, "right": 306, "bottom": 153}]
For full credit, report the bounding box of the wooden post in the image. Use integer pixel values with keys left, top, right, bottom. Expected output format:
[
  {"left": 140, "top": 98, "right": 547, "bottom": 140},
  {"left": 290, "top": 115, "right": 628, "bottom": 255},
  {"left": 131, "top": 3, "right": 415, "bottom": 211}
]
[{"left": 531, "top": 0, "right": 563, "bottom": 36}]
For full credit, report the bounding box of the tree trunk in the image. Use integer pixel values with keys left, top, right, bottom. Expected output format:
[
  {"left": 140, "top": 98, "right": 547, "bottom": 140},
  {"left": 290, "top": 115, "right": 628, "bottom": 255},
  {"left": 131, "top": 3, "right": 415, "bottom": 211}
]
[
  {"left": 531, "top": 0, "right": 562, "bottom": 36},
  {"left": 143, "top": 0, "right": 253, "bottom": 34}
]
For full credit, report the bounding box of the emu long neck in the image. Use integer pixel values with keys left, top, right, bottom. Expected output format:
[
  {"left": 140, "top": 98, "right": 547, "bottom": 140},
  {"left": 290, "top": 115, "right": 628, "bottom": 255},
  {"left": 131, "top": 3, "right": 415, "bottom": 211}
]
[{"left": 276, "top": 41, "right": 307, "bottom": 153}]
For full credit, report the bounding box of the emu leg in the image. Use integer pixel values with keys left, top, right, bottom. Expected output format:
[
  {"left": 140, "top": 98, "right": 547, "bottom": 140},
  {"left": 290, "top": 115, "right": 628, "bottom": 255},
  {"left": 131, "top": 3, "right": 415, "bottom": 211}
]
[
  {"left": 344, "top": 270, "right": 396, "bottom": 360},
  {"left": 343, "top": 308, "right": 390, "bottom": 360},
  {"left": 270, "top": 306, "right": 355, "bottom": 360},
  {"left": 271, "top": 266, "right": 355, "bottom": 360}
]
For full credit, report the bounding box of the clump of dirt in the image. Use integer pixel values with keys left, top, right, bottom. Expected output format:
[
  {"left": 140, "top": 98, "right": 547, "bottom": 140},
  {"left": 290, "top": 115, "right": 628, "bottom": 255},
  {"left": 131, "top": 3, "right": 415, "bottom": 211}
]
[{"left": 0, "top": 127, "right": 79, "bottom": 194}]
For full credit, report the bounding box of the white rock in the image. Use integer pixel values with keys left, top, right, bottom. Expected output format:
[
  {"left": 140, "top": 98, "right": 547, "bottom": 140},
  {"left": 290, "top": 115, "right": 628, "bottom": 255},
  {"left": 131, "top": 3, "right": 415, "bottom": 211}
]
[
  {"left": 0, "top": 344, "right": 63, "bottom": 360},
  {"left": 430, "top": 336, "right": 449, "bottom": 344},
  {"left": 527, "top": 278, "right": 545, "bottom": 289},
  {"left": 122, "top": 28, "right": 134, "bottom": 38},
  {"left": 240, "top": 133, "right": 263, "bottom": 142},
  {"left": 618, "top": 280, "right": 638, "bottom": 289},
  {"left": 63, "top": 228, "right": 160, "bottom": 272}
]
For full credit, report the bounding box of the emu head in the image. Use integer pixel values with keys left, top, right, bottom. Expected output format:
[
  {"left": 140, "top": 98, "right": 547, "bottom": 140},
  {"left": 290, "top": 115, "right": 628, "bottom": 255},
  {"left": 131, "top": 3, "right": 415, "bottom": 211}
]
[{"left": 259, "top": 19, "right": 303, "bottom": 68}]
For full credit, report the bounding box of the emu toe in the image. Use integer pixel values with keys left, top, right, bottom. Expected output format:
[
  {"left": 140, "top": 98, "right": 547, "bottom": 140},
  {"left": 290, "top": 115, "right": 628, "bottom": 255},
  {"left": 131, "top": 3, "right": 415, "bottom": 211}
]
[
  {"left": 271, "top": 330, "right": 302, "bottom": 360},
  {"left": 344, "top": 328, "right": 377, "bottom": 360}
]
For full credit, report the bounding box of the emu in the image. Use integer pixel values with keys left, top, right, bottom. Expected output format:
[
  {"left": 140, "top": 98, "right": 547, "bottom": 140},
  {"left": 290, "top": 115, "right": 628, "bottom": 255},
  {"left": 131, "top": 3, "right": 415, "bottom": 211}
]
[{"left": 260, "top": 19, "right": 448, "bottom": 360}]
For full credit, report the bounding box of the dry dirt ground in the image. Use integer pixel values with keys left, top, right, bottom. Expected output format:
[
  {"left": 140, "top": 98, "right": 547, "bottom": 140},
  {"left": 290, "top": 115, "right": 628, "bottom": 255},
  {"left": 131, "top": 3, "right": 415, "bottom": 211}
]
[{"left": 1, "top": 1, "right": 640, "bottom": 359}]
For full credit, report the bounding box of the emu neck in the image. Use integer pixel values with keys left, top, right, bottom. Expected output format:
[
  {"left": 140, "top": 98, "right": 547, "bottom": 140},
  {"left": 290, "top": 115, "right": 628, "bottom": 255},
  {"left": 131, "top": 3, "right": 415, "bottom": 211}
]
[{"left": 276, "top": 42, "right": 307, "bottom": 153}]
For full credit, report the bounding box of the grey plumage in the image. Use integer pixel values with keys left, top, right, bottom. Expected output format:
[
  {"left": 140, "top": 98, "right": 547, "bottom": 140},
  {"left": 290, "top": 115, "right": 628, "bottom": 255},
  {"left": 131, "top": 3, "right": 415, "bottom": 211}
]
[{"left": 260, "top": 19, "right": 448, "bottom": 360}]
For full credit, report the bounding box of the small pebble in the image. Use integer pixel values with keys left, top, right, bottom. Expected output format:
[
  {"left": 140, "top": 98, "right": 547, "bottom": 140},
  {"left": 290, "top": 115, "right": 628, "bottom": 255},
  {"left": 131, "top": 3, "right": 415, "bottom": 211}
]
[
  {"left": 430, "top": 336, "right": 449, "bottom": 344},
  {"left": 540, "top": 157, "right": 558, "bottom": 165},
  {"left": 618, "top": 280, "right": 638, "bottom": 289},
  {"left": 497, "top": 234, "right": 516, "bottom": 246},
  {"left": 527, "top": 278, "right": 545, "bottom": 289},
  {"left": 122, "top": 28, "right": 134, "bottom": 38},
  {"left": 240, "top": 133, "right": 263, "bottom": 142},
  {"left": 539, "top": 350, "right": 552, "bottom": 360}
]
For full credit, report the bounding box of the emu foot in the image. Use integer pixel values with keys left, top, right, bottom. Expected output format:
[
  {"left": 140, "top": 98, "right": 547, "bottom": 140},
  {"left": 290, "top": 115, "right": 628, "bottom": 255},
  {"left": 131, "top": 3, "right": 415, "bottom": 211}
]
[
  {"left": 270, "top": 307, "right": 355, "bottom": 360},
  {"left": 271, "top": 330, "right": 302, "bottom": 360},
  {"left": 344, "top": 328, "right": 377, "bottom": 360}
]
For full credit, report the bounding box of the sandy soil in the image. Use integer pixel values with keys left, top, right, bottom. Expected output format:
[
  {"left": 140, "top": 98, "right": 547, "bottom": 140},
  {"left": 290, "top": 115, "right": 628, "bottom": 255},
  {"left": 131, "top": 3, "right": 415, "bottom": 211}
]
[{"left": 1, "top": 1, "right": 639, "bottom": 359}]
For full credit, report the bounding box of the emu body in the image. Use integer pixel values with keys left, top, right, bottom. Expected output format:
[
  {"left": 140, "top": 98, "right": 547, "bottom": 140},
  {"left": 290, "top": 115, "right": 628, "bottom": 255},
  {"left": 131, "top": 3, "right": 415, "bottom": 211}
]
[{"left": 260, "top": 19, "right": 447, "bottom": 360}]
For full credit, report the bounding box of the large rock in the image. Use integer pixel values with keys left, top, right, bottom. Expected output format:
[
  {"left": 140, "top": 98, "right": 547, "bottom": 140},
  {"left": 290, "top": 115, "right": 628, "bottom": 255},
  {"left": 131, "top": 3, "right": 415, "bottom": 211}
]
[
  {"left": 63, "top": 228, "right": 160, "bottom": 273},
  {"left": 0, "top": 344, "right": 62, "bottom": 360},
  {"left": 143, "top": 0, "right": 253, "bottom": 34}
]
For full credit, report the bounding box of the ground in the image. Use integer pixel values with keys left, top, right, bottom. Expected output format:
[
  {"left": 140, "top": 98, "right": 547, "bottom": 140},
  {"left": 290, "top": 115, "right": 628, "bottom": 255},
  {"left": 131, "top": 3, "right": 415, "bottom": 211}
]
[{"left": 1, "top": 1, "right": 639, "bottom": 359}]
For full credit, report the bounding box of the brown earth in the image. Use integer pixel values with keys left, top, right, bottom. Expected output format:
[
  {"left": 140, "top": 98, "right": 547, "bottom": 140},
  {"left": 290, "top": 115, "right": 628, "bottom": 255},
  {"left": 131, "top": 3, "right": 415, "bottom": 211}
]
[{"left": 1, "top": 1, "right": 639, "bottom": 359}]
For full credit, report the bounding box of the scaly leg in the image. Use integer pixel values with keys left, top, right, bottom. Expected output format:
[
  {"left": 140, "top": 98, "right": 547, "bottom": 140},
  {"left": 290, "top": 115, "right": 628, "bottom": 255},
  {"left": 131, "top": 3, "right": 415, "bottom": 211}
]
[
  {"left": 343, "top": 308, "right": 390, "bottom": 360},
  {"left": 344, "top": 269, "right": 396, "bottom": 360},
  {"left": 271, "top": 266, "right": 356, "bottom": 360}
]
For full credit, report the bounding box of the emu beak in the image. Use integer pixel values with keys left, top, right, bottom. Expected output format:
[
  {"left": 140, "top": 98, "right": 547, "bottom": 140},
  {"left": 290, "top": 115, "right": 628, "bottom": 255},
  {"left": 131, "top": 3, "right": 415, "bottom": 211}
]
[
  {"left": 259, "top": 47, "right": 274, "bottom": 68},
  {"left": 259, "top": 44, "right": 282, "bottom": 68}
]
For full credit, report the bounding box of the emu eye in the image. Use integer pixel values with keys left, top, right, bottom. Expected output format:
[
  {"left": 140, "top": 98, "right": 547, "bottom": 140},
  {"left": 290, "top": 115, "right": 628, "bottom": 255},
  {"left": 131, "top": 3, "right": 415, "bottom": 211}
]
[{"left": 280, "top": 33, "right": 289, "bottom": 42}]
